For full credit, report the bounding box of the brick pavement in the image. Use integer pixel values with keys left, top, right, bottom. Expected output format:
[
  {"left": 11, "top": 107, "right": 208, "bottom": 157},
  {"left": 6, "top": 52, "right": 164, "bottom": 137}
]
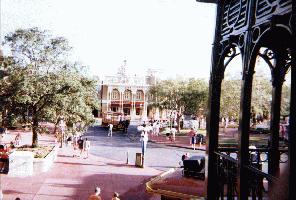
[
  {"left": 1, "top": 125, "right": 212, "bottom": 200},
  {"left": 1, "top": 129, "right": 161, "bottom": 200}
]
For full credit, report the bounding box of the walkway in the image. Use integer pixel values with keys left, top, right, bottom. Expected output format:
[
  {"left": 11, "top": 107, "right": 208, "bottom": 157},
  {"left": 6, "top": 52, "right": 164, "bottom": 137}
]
[
  {"left": 148, "top": 134, "right": 206, "bottom": 151},
  {"left": 1, "top": 129, "right": 161, "bottom": 200}
]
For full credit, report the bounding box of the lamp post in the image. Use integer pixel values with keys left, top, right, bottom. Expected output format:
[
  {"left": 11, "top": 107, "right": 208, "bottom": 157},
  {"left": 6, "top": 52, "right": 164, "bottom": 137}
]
[
  {"left": 140, "top": 103, "right": 144, "bottom": 123},
  {"left": 198, "top": 108, "right": 204, "bottom": 129},
  {"left": 59, "top": 118, "right": 66, "bottom": 148}
]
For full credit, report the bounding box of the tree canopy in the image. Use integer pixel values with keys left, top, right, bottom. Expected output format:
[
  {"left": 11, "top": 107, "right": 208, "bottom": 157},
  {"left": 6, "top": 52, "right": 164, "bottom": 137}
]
[
  {"left": 149, "top": 78, "right": 208, "bottom": 130},
  {"left": 220, "top": 71, "right": 290, "bottom": 122},
  {"left": 0, "top": 27, "right": 99, "bottom": 147}
]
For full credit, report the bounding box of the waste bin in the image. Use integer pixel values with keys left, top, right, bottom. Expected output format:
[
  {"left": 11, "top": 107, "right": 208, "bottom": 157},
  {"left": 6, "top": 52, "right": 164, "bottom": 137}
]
[{"left": 135, "top": 153, "right": 143, "bottom": 168}]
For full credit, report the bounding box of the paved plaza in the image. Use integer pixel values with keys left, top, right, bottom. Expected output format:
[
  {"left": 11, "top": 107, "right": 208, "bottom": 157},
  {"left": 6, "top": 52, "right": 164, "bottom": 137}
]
[{"left": 1, "top": 124, "right": 206, "bottom": 200}]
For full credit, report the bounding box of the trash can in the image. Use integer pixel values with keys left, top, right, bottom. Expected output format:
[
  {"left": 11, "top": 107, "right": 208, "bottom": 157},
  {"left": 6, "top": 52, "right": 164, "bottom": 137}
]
[{"left": 135, "top": 153, "right": 143, "bottom": 168}]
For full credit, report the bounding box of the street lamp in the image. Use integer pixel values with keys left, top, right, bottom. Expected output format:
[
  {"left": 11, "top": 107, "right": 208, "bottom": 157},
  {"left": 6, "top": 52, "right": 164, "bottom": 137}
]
[
  {"left": 59, "top": 118, "right": 66, "bottom": 148},
  {"left": 140, "top": 103, "right": 144, "bottom": 123}
]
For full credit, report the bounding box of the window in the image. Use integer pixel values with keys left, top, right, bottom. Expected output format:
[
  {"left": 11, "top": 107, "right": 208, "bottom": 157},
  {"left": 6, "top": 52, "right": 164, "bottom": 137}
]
[
  {"left": 124, "top": 90, "right": 131, "bottom": 100},
  {"left": 136, "top": 90, "right": 143, "bottom": 100},
  {"left": 111, "top": 89, "right": 119, "bottom": 100}
]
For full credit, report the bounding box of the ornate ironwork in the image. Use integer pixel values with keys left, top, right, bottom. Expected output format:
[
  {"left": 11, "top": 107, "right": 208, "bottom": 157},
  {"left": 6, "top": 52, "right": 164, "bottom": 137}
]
[
  {"left": 206, "top": 0, "right": 294, "bottom": 199},
  {"left": 223, "top": 46, "right": 241, "bottom": 69},
  {"left": 255, "top": 0, "right": 292, "bottom": 22},
  {"left": 221, "top": 0, "right": 248, "bottom": 37},
  {"left": 214, "top": 147, "right": 288, "bottom": 199}
]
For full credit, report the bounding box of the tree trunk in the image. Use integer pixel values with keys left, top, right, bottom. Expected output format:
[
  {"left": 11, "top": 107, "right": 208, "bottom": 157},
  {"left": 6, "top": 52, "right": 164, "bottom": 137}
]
[
  {"left": 1, "top": 110, "right": 6, "bottom": 127},
  {"left": 176, "top": 111, "right": 182, "bottom": 132},
  {"left": 1, "top": 108, "right": 8, "bottom": 127},
  {"left": 32, "top": 107, "right": 39, "bottom": 147},
  {"left": 53, "top": 118, "right": 61, "bottom": 135}
]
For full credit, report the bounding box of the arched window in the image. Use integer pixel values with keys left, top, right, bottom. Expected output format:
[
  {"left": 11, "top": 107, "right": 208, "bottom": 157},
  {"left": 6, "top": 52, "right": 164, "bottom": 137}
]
[
  {"left": 111, "top": 89, "right": 119, "bottom": 100},
  {"left": 136, "top": 90, "right": 143, "bottom": 100},
  {"left": 124, "top": 90, "right": 132, "bottom": 100}
]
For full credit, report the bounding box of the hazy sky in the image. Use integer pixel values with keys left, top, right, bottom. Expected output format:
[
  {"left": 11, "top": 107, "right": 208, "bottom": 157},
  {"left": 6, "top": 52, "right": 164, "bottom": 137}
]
[{"left": 1, "top": 0, "right": 216, "bottom": 79}]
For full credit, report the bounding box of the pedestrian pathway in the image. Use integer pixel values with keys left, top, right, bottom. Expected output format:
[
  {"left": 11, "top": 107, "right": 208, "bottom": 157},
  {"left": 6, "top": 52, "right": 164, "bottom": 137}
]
[
  {"left": 148, "top": 134, "right": 206, "bottom": 151},
  {"left": 127, "top": 123, "right": 206, "bottom": 151},
  {"left": 1, "top": 130, "right": 161, "bottom": 200}
]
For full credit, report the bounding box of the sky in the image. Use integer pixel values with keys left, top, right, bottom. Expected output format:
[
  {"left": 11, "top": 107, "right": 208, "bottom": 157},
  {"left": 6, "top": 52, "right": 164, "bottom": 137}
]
[{"left": 1, "top": 0, "right": 217, "bottom": 79}]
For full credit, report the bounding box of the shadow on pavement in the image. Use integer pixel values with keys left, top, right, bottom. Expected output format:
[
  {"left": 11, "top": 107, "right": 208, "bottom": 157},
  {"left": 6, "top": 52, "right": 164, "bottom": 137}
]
[
  {"left": 73, "top": 173, "right": 160, "bottom": 200},
  {"left": 55, "top": 161, "right": 107, "bottom": 167}
]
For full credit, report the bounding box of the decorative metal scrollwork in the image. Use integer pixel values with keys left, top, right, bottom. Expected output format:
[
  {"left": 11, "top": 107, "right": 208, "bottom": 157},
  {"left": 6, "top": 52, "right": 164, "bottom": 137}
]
[
  {"left": 255, "top": 0, "right": 292, "bottom": 21},
  {"left": 224, "top": 46, "right": 241, "bottom": 69},
  {"left": 221, "top": 0, "right": 247, "bottom": 36},
  {"left": 215, "top": 147, "right": 288, "bottom": 199},
  {"left": 258, "top": 47, "right": 276, "bottom": 70}
]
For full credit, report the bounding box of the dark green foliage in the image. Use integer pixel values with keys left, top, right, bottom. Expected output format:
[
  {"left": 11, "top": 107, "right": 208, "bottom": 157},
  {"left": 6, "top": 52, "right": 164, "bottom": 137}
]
[{"left": 0, "top": 28, "right": 99, "bottom": 147}]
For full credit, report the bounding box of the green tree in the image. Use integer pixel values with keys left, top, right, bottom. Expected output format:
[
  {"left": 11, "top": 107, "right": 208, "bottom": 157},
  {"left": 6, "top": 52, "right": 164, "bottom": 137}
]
[
  {"left": 149, "top": 78, "right": 208, "bottom": 131},
  {"left": 251, "top": 75, "right": 272, "bottom": 120},
  {"left": 183, "top": 78, "right": 208, "bottom": 116},
  {"left": 1, "top": 28, "right": 98, "bottom": 147},
  {"left": 220, "top": 78, "right": 241, "bottom": 120},
  {"left": 281, "top": 83, "right": 290, "bottom": 117}
]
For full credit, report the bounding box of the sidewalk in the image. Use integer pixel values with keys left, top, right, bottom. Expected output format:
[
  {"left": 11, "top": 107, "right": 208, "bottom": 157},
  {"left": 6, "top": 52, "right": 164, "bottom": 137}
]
[
  {"left": 2, "top": 130, "right": 161, "bottom": 200},
  {"left": 148, "top": 134, "right": 206, "bottom": 151}
]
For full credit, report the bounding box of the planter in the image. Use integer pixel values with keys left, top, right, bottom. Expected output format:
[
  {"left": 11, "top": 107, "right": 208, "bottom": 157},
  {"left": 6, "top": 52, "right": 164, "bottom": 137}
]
[
  {"left": 33, "top": 145, "right": 58, "bottom": 174},
  {"left": 8, "top": 145, "right": 58, "bottom": 177},
  {"left": 8, "top": 151, "right": 34, "bottom": 177}
]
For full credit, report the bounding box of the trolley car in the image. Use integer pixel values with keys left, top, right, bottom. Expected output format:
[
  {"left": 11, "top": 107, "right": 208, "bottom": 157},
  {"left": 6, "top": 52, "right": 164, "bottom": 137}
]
[{"left": 102, "top": 111, "right": 130, "bottom": 132}]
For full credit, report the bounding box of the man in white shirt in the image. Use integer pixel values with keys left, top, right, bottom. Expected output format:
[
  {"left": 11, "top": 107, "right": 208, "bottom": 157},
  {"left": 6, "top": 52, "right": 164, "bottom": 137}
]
[
  {"left": 170, "top": 128, "right": 177, "bottom": 142},
  {"left": 108, "top": 124, "right": 113, "bottom": 137},
  {"left": 140, "top": 124, "right": 149, "bottom": 155}
]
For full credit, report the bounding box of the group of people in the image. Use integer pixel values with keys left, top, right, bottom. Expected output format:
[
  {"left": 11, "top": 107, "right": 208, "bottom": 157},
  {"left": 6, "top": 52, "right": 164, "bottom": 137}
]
[
  {"left": 137, "top": 120, "right": 161, "bottom": 137},
  {"left": 67, "top": 135, "right": 91, "bottom": 158},
  {"left": 188, "top": 128, "right": 204, "bottom": 150},
  {"left": 88, "top": 187, "right": 120, "bottom": 200}
]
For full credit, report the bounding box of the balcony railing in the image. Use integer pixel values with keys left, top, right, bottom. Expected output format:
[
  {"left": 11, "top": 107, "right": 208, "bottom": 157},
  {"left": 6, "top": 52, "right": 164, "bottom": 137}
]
[{"left": 214, "top": 147, "right": 288, "bottom": 199}]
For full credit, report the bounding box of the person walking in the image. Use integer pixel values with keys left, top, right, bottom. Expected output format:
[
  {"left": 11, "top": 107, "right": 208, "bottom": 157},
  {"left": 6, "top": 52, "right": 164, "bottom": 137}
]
[
  {"left": 170, "top": 127, "right": 177, "bottom": 142},
  {"left": 72, "top": 135, "right": 79, "bottom": 157},
  {"left": 14, "top": 133, "right": 22, "bottom": 147},
  {"left": 108, "top": 123, "right": 113, "bottom": 137},
  {"left": 77, "top": 136, "right": 84, "bottom": 157},
  {"left": 140, "top": 124, "right": 149, "bottom": 155},
  {"left": 140, "top": 124, "right": 149, "bottom": 167},
  {"left": 83, "top": 138, "right": 91, "bottom": 159},
  {"left": 88, "top": 187, "right": 102, "bottom": 200},
  {"left": 196, "top": 133, "right": 204, "bottom": 147},
  {"left": 155, "top": 122, "right": 160, "bottom": 136},
  {"left": 188, "top": 128, "right": 197, "bottom": 150}
]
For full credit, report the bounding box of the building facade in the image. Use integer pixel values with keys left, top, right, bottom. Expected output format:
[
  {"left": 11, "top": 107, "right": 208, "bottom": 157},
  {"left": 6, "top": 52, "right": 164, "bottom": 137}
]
[{"left": 99, "top": 61, "right": 152, "bottom": 121}]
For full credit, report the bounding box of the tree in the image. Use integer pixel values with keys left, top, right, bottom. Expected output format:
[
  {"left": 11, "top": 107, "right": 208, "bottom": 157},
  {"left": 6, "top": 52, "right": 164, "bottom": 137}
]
[
  {"left": 149, "top": 78, "right": 208, "bottom": 131},
  {"left": 1, "top": 28, "right": 99, "bottom": 147},
  {"left": 183, "top": 78, "right": 208, "bottom": 116},
  {"left": 220, "top": 77, "right": 241, "bottom": 120},
  {"left": 251, "top": 75, "right": 272, "bottom": 120}
]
